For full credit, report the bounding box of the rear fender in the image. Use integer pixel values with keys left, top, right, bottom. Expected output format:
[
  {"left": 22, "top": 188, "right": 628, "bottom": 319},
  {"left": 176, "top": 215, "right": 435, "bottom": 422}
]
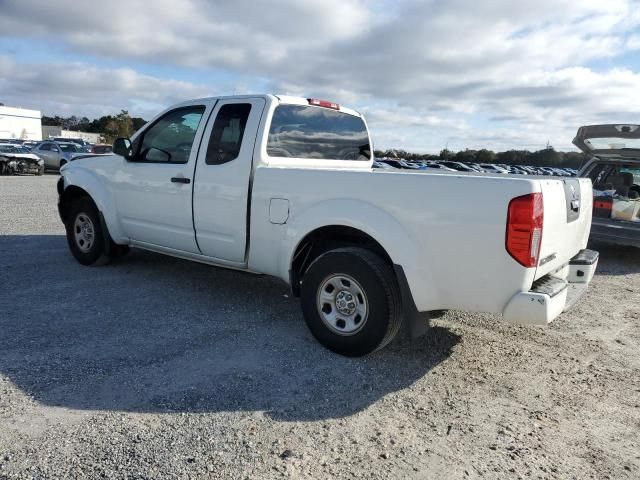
[{"left": 278, "top": 198, "right": 438, "bottom": 309}]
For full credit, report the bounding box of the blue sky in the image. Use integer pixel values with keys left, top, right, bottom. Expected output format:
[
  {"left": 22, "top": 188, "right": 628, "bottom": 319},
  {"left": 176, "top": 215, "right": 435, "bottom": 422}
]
[{"left": 1, "top": 0, "right": 639, "bottom": 152}]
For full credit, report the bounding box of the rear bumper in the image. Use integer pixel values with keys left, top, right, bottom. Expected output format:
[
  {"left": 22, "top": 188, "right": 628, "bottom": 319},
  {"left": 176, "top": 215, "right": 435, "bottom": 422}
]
[{"left": 503, "top": 249, "right": 598, "bottom": 326}]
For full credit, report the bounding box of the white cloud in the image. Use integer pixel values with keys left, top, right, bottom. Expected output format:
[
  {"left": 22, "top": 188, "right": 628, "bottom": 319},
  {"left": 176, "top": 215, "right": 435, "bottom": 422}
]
[
  {"left": 1, "top": 0, "right": 639, "bottom": 151},
  {"left": 0, "top": 56, "right": 214, "bottom": 118}
]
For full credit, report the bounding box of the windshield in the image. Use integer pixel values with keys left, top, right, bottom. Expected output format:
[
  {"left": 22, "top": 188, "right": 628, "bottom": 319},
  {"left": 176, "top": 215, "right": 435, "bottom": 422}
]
[
  {"left": 59, "top": 144, "right": 80, "bottom": 152},
  {"left": 585, "top": 138, "right": 640, "bottom": 150}
]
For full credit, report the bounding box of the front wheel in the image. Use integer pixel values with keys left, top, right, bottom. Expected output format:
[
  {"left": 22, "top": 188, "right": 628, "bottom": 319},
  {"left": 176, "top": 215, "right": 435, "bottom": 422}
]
[
  {"left": 300, "top": 247, "right": 402, "bottom": 357},
  {"left": 64, "top": 197, "right": 111, "bottom": 266}
]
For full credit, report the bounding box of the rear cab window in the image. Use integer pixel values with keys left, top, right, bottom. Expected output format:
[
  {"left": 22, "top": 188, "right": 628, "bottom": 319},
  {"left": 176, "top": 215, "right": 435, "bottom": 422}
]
[{"left": 266, "top": 105, "right": 371, "bottom": 161}]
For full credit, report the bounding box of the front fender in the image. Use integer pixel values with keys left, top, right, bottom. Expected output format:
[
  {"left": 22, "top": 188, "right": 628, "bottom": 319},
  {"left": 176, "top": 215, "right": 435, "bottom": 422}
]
[{"left": 61, "top": 166, "right": 127, "bottom": 243}]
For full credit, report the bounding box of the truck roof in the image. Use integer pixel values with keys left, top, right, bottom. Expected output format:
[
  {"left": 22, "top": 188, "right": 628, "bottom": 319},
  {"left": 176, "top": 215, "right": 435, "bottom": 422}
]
[{"left": 172, "top": 94, "right": 363, "bottom": 118}]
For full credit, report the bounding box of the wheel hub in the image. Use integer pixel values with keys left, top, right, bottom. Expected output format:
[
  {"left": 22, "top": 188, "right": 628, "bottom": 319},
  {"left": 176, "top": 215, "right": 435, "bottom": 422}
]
[
  {"left": 335, "top": 290, "right": 357, "bottom": 316},
  {"left": 73, "top": 213, "right": 95, "bottom": 253},
  {"left": 316, "top": 274, "right": 369, "bottom": 336}
]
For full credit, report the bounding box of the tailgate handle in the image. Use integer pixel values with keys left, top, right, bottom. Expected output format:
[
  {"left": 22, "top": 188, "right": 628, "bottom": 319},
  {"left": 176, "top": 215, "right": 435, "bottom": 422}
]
[{"left": 570, "top": 199, "right": 580, "bottom": 212}]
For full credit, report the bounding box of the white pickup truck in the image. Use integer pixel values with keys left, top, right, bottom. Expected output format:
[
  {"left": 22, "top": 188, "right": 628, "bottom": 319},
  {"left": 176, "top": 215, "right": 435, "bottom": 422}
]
[{"left": 57, "top": 94, "right": 598, "bottom": 356}]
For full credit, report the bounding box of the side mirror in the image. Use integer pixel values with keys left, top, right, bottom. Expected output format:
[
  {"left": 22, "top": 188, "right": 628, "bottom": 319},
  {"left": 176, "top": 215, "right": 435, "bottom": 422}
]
[{"left": 113, "top": 137, "right": 132, "bottom": 159}]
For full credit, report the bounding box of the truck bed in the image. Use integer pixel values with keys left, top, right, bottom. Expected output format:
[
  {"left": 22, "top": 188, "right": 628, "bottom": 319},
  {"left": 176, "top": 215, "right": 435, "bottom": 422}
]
[{"left": 248, "top": 167, "right": 592, "bottom": 315}]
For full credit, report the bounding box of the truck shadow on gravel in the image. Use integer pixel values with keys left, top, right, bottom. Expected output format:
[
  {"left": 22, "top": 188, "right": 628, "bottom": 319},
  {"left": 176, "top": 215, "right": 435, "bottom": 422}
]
[
  {"left": 588, "top": 241, "right": 640, "bottom": 275},
  {"left": 0, "top": 234, "right": 460, "bottom": 421}
]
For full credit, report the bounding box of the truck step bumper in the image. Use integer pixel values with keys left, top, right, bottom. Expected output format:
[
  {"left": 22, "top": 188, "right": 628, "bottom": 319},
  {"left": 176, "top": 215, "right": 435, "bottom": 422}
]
[
  {"left": 503, "top": 249, "right": 598, "bottom": 326},
  {"left": 567, "top": 248, "right": 598, "bottom": 283}
]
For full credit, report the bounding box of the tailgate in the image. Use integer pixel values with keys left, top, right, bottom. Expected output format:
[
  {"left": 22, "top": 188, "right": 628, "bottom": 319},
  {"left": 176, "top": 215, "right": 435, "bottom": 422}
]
[{"left": 535, "top": 177, "right": 593, "bottom": 279}]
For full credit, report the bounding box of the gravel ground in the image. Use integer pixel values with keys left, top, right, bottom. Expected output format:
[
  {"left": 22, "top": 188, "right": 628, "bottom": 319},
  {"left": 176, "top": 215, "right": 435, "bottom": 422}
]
[{"left": 1, "top": 174, "right": 639, "bottom": 479}]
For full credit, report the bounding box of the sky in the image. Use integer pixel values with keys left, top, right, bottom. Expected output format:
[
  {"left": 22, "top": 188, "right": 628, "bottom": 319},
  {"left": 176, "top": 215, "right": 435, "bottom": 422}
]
[{"left": 0, "top": 0, "right": 639, "bottom": 152}]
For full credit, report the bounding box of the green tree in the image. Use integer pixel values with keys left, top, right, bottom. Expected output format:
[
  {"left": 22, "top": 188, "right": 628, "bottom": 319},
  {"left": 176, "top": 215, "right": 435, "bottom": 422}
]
[
  {"left": 455, "top": 149, "right": 477, "bottom": 162},
  {"left": 439, "top": 148, "right": 453, "bottom": 160},
  {"left": 104, "top": 110, "right": 134, "bottom": 143},
  {"left": 476, "top": 149, "right": 496, "bottom": 163}
]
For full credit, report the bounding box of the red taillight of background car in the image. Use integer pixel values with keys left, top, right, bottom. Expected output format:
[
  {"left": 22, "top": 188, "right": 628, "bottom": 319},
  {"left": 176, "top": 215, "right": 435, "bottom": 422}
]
[{"left": 506, "top": 192, "right": 543, "bottom": 268}]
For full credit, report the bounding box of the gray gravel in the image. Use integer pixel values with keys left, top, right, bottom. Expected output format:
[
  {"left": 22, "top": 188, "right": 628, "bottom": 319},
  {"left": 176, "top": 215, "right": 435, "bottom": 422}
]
[{"left": 1, "top": 174, "right": 639, "bottom": 479}]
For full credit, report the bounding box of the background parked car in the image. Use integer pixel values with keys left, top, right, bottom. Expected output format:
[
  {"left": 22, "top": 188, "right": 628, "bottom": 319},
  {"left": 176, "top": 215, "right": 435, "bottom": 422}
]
[
  {"left": 478, "top": 163, "right": 509, "bottom": 174},
  {"left": 32, "top": 141, "right": 85, "bottom": 171},
  {"left": 576, "top": 123, "right": 640, "bottom": 247},
  {"left": 21, "top": 141, "right": 39, "bottom": 150},
  {"left": 438, "top": 161, "right": 478, "bottom": 172},
  {"left": 0, "top": 144, "right": 44, "bottom": 175},
  {"left": 90, "top": 144, "right": 113, "bottom": 154}
]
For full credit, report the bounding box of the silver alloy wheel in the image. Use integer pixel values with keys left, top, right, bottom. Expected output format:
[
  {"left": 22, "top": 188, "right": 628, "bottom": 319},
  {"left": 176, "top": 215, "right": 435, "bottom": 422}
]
[
  {"left": 73, "top": 212, "right": 95, "bottom": 253},
  {"left": 316, "top": 274, "right": 369, "bottom": 336}
]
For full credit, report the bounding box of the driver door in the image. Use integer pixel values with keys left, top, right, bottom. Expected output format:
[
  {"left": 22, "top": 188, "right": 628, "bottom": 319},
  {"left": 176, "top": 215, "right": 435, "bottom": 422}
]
[{"left": 113, "top": 101, "right": 214, "bottom": 253}]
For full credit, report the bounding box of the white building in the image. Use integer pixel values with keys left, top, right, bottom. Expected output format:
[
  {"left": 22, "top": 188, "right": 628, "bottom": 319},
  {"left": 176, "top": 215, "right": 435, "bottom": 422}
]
[
  {"left": 0, "top": 106, "right": 42, "bottom": 140},
  {"left": 57, "top": 130, "right": 102, "bottom": 144},
  {"left": 42, "top": 126, "right": 103, "bottom": 143}
]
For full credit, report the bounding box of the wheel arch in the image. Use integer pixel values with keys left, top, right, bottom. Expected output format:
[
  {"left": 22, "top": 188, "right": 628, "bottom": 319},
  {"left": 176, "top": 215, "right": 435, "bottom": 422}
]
[
  {"left": 59, "top": 170, "right": 126, "bottom": 243},
  {"left": 289, "top": 224, "right": 394, "bottom": 296},
  {"left": 59, "top": 185, "right": 92, "bottom": 224}
]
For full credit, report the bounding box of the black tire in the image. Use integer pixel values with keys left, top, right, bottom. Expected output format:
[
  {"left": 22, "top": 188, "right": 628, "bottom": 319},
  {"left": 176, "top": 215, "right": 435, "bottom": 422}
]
[
  {"left": 64, "top": 197, "right": 111, "bottom": 266},
  {"left": 300, "top": 247, "right": 402, "bottom": 357}
]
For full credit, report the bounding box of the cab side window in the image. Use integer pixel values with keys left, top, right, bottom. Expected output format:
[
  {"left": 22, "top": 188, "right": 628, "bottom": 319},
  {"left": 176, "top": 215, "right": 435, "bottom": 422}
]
[
  {"left": 134, "top": 106, "right": 206, "bottom": 164},
  {"left": 205, "top": 104, "right": 252, "bottom": 165},
  {"left": 40, "top": 143, "right": 51, "bottom": 151}
]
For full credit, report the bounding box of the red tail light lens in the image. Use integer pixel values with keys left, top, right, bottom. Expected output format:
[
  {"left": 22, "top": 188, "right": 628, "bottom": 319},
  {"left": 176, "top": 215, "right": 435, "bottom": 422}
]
[
  {"left": 506, "top": 192, "right": 543, "bottom": 268},
  {"left": 308, "top": 98, "right": 340, "bottom": 110}
]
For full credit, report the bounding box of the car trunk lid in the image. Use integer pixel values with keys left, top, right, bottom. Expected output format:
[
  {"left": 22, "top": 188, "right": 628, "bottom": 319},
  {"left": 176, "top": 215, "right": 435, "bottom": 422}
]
[{"left": 573, "top": 124, "right": 640, "bottom": 157}]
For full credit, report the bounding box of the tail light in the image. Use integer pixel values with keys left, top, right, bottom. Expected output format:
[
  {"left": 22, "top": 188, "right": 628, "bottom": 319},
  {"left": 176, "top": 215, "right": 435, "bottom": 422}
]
[
  {"left": 506, "top": 192, "right": 543, "bottom": 268},
  {"left": 308, "top": 98, "right": 340, "bottom": 110}
]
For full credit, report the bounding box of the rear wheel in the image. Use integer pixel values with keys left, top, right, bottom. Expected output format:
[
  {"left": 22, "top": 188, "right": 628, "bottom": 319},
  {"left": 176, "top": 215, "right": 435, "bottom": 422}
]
[
  {"left": 300, "top": 247, "right": 402, "bottom": 357},
  {"left": 64, "top": 197, "right": 111, "bottom": 266}
]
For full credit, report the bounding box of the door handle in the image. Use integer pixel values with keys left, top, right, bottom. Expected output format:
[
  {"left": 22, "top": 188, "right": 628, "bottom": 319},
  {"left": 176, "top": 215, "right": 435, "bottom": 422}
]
[{"left": 171, "top": 177, "right": 191, "bottom": 184}]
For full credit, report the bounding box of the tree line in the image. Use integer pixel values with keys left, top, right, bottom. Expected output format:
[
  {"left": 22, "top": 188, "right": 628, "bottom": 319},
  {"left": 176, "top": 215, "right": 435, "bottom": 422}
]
[
  {"left": 42, "top": 110, "right": 147, "bottom": 143},
  {"left": 374, "top": 147, "right": 590, "bottom": 169}
]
